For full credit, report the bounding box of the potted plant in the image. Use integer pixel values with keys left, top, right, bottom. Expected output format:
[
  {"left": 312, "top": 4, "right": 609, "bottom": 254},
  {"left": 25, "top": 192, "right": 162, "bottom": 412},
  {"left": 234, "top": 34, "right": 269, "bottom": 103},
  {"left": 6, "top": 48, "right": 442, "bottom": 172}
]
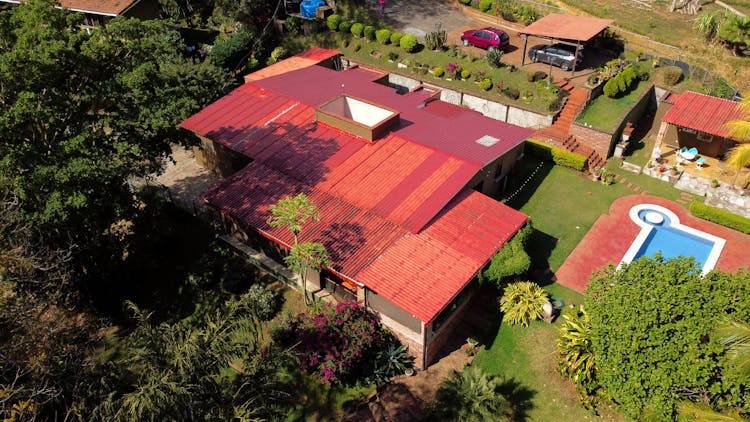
[
  {"left": 670, "top": 165, "right": 679, "bottom": 176},
  {"left": 712, "top": 178, "right": 720, "bottom": 188}
]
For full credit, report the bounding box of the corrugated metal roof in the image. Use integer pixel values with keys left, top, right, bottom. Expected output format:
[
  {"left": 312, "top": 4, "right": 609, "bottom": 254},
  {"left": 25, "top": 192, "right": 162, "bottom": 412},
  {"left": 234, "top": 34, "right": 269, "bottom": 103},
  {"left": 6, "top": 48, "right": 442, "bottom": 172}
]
[
  {"left": 519, "top": 13, "right": 613, "bottom": 42},
  {"left": 205, "top": 163, "right": 527, "bottom": 323},
  {"left": 243, "top": 48, "right": 340, "bottom": 83},
  {"left": 661, "top": 91, "right": 743, "bottom": 138}
]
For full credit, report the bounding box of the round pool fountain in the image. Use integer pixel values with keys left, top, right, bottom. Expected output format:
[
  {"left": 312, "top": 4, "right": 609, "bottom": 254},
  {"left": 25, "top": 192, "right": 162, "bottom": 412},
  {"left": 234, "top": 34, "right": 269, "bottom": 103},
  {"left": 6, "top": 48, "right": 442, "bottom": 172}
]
[{"left": 643, "top": 211, "right": 664, "bottom": 225}]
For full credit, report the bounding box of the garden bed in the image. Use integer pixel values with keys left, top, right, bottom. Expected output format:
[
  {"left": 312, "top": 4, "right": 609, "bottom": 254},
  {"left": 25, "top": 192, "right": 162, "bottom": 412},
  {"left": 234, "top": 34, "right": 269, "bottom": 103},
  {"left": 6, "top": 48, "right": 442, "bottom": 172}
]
[{"left": 575, "top": 80, "right": 650, "bottom": 132}]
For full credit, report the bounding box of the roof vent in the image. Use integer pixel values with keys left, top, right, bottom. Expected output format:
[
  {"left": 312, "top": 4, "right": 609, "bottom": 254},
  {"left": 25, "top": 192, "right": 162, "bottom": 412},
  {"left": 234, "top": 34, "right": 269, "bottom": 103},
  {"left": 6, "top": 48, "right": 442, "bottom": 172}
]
[
  {"left": 316, "top": 95, "right": 400, "bottom": 142},
  {"left": 475, "top": 135, "right": 501, "bottom": 147}
]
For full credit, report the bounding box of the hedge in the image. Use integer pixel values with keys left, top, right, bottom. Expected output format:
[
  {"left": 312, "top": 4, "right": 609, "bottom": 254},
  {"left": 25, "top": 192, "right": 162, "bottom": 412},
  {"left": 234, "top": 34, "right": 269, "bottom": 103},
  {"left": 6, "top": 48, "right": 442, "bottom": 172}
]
[
  {"left": 689, "top": 201, "right": 750, "bottom": 234},
  {"left": 525, "top": 139, "right": 587, "bottom": 170}
]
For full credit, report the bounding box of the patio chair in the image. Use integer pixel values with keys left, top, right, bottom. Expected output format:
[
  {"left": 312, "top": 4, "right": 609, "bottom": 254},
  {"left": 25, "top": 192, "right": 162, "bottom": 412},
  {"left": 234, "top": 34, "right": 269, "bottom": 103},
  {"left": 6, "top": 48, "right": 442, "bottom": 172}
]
[
  {"left": 688, "top": 147, "right": 699, "bottom": 156},
  {"left": 696, "top": 156, "right": 706, "bottom": 169},
  {"left": 678, "top": 146, "right": 689, "bottom": 157}
]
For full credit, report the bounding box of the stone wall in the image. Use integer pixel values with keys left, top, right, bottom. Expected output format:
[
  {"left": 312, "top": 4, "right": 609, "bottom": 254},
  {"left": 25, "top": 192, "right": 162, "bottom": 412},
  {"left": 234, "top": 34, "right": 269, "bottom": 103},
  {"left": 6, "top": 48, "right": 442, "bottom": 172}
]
[{"left": 384, "top": 72, "right": 553, "bottom": 129}]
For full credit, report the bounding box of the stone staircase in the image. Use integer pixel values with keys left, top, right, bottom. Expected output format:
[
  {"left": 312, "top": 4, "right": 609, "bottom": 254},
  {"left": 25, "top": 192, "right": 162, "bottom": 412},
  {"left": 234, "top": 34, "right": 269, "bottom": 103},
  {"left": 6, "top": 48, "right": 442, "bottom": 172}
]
[{"left": 533, "top": 80, "right": 606, "bottom": 170}]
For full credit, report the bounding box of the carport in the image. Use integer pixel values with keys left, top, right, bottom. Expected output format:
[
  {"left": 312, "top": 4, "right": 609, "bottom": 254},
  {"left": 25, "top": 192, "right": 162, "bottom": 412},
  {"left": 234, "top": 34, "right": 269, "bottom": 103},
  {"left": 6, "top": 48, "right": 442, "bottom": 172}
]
[{"left": 518, "top": 14, "right": 613, "bottom": 77}]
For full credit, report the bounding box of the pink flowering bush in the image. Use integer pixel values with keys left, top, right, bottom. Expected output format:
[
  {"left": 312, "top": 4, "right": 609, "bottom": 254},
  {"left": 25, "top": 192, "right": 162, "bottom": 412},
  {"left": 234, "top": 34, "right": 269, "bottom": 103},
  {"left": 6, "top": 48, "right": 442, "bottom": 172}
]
[{"left": 294, "top": 300, "right": 384, "bottom": 384}]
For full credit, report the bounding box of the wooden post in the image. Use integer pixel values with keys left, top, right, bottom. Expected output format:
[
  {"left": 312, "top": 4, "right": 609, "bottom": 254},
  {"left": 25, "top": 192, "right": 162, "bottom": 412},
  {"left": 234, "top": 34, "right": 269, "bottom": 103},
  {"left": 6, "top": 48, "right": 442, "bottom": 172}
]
[{"left": 521, "top": 35, "right": 528, "bottom": 66}]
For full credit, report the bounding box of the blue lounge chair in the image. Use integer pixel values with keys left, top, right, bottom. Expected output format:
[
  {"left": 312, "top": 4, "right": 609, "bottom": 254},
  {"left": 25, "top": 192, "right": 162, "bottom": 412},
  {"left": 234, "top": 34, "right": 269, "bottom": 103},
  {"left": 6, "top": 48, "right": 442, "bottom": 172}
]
[
  {"left": 679, "top": 146, "right": 689, "bottom": 156},
  {"left": 696, "top": 156, "right": 706, "bottom": 169},
  {"left": 688, "top": 147, "right": 699, "bottom": 156}
]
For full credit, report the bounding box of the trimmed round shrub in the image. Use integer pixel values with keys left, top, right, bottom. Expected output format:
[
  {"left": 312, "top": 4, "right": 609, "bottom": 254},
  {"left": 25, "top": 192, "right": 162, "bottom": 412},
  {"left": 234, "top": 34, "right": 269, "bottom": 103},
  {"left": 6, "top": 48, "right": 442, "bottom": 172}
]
[
  {"left": 661, "top": 65, "right": 683, "bottom": 85},
  {"left": 479, "top": 0, "right": 493, "bottom": 12},
  {"left": 339, "top": 20, "right": 352, "bottom": 33},
  {"left": 478, "top": 78, "right": 493, "bottom": 91},
  {"left": 375, "top": 29, "right": 392, "bottom": 44},
  {"left": 461, "top": 69, "right": 471, "bottom": 79},
  {"left": 390, "top": 32, "right": 403, "bottom": 45},
  {"left": 527, "top": 70, "right": 547, "bottom": 82},
  {"left": 364, "top": 25, "right": 375, "bottom": 40},
  {"left": 433, "top": 66, "right": 445, "bottom": 77},
  {"left": 503, "top": 87, "right": 520, "bottom": 99},
  {"left": 326, "top": 14, "right": 341, "bottom": 31},
  {"left": 400, "top": 34, "right": 419, "bottom": 53},
  {"left": 351, "top": 22, "right": 364, "bottom": 38}
]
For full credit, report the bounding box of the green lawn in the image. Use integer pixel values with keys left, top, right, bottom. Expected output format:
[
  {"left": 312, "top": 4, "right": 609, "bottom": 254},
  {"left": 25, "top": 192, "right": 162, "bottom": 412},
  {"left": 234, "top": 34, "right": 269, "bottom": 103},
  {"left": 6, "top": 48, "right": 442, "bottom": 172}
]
[
  {"left": 575, "top": 81, "right": 650, "bottom": 132},
  {"left": 504, "top": 156, "right": 693, "bottom": 272}
]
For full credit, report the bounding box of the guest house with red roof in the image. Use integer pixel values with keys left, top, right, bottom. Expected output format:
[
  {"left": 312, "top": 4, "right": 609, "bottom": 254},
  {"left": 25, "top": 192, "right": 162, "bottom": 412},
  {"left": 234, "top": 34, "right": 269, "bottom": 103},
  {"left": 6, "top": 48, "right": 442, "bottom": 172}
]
[{"left": 180, "top": 49, "right": 532, "bottom": 367}]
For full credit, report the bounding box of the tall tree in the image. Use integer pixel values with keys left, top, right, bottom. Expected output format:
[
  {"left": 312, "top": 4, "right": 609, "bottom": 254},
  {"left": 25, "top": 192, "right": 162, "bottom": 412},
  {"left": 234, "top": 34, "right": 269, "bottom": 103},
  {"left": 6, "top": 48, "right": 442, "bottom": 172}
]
[
  {"left": 267, "top": 193, "right": 329, "bottom": 305},
  {"left": 0, "top": 0, "right": 231, "bottom": 296},
  {"left": 726, "top": 96, "right": 750, "bottom": 188}
]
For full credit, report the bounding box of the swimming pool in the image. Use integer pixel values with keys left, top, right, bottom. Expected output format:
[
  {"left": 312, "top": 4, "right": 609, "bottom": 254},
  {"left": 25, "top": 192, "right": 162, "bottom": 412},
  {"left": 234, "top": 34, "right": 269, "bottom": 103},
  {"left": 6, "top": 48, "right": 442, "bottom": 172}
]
[{"left": 620, "top": 204, "right": 726, "bottom": 275}]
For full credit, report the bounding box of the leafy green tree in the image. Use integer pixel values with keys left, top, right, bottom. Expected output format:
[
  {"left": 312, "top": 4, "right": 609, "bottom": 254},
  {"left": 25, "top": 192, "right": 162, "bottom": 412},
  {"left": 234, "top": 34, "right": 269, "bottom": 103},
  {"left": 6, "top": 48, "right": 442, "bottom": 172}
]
[
  {"left": 499, "top": 281, "right": 548, "bottom": 327},
  {"left": 286, "top": 241, "right": 331, "bottom": 305},
  {"left": 483, "top": 224, "right": 532, "bottom": 284},
  {"left": 429, "top": 366, "right": 512, "bottom": 421},
  {"left": 586, "top": 256, "right": 750, "bottom": 420},
  {"left": 0, "top": 0, "right": 230, "bottom": 294}
]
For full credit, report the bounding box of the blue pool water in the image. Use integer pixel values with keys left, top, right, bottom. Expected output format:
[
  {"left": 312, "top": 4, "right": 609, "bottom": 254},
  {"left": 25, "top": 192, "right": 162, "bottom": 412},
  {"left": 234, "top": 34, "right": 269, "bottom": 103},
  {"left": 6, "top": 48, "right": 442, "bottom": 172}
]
[{"left": 633, "top": 210, "right": 714, "bottom": 266}]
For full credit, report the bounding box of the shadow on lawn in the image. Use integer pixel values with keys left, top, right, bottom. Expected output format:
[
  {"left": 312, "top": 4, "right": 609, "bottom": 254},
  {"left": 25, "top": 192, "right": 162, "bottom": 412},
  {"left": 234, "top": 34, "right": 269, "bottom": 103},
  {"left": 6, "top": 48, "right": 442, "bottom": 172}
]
[
  {"left": 502, "top": 157, "right": 553, "bottom": 211},
  {"left": 526, "top": 230, "right": 558, "bottom": 287},
  {"left": 498, "top": 377, "right": 536, "bottom": 422}
]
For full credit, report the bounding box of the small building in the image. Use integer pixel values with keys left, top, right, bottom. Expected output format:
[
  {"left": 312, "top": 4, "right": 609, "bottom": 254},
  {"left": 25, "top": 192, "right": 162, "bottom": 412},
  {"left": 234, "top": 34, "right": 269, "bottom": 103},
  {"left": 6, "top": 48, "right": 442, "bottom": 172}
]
[
  {"left": 0, "top": 0, "right": 158, "bottom": 28},
  {"left": 180, "top": 49, "right": 532, "bottom": 368},
  {"left": 659, "top": 91, "right": 743, "bottom": 159}
]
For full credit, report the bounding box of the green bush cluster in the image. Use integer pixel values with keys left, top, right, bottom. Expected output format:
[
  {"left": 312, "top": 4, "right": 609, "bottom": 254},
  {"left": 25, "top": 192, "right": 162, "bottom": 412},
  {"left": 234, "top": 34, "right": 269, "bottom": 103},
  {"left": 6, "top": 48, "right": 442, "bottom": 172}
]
[
  {"left": 479, "top": 0, "right": 493, "bottom": 12},
  {"left": 326, "top": 14, "right": 341, "bottom": 31},
  {"left": 478, "top": 78, "right": 493, "bottom": 91},
  {"left": 364, "top": 25, "right": 375, "bottom": 40},
  {"left": 339, "top": 21, "right": 352, "bottom": 33},
  {"left": 525, "top": 139, "right": 587, "bottom": 170},
  {"left": 603, "top": 66, "right": 637, "bottom": 98},
  {"left": 460, "top": 69, "right": 471, "bottom": 79},
  {"left": 459, "top": 0, "right": 471, "bottom": 4},
  {"left": 351, "top": 23, "right": 364, "bottom": 38},
  {"left": 690, "top": 201, "right": 750, "bottom": 234},
  {"left": 387, "top": 51, "right": 398, "bottom": 61},
  {"left": 375, "top": 29, "right": 392, "bottom": 44},
  {"left": 433, "top": 66, "right": 445, "bottom": 77},
  {"left": 495, "top": 0, "right": 541, "bottom": 24},
  {"left": 210, "top": 29, "right": 254, "bottom": 69},
  {"left": 661, "top": 65, "right": 683, "bottom": 86},
  {"left": 502, "top": 86, "right": 520, "bottom": 99},
  {"left": 400, "top": 34, "right": 419, "bottom": 52},
  {"left": 483, "top": 224, "right": 532, "bottom": 284},
  {"left": 390, "top": 31, "right": 403, "bottom": 45},
  {"left": 527, "top": 70, "right": 547, "bottom": 82}
]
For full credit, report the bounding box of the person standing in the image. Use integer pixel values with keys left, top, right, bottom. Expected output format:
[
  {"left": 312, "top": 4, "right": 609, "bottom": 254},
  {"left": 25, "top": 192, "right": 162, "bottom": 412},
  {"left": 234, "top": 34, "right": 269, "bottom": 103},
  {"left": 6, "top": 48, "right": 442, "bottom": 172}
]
[{"left": 379, "top": 0, "right": 386, "bottom": 16}]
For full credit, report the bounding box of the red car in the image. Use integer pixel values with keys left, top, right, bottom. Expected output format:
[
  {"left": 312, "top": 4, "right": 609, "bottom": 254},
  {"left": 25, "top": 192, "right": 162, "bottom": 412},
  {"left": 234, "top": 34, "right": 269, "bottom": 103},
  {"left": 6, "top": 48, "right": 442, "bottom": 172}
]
[{"left": 461, "top": 27, "right": 510, "bottom": 52}]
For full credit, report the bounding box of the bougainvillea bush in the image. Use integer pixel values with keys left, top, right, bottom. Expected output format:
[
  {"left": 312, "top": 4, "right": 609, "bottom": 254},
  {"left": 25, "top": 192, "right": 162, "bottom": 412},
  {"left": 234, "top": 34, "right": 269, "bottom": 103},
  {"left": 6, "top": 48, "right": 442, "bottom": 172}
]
[{"left": 294, "top": 300, "right": 385, "bottom": 384}]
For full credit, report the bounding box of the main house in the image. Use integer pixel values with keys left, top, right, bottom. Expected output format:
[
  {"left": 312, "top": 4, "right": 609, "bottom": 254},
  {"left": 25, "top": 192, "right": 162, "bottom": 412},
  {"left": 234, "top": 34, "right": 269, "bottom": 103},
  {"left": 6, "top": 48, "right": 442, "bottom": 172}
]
[{"left": 181, "top": 49, "right": 532, "bottom": 367}]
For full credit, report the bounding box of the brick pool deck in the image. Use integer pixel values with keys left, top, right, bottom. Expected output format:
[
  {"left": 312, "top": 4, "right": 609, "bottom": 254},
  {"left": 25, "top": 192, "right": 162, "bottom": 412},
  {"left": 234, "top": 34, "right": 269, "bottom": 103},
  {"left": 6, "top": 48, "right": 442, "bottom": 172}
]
[{"left": 555, "top": 195, "right": 750, "bottom": 292}]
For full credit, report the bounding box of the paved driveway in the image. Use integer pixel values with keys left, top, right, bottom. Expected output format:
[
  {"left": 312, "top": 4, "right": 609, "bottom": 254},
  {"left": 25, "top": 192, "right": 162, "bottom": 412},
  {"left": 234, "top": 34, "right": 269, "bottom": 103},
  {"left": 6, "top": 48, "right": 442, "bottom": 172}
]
[{"left": 376, "top": 0, "right": 471, "bottom": 37}]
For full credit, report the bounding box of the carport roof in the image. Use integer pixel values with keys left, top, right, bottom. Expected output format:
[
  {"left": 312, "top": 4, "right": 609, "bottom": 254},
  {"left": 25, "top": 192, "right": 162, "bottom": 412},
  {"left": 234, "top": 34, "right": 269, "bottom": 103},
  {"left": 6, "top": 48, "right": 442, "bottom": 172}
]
[{"left": 519, "top": 13, "right": 613, "bottom": 43}]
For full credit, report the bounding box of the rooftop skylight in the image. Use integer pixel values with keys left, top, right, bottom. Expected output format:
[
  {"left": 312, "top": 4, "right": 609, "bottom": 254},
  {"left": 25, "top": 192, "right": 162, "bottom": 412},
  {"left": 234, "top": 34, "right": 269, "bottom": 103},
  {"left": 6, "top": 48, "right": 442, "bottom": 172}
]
[
  {"left": 316, "top": 95, "right": 399, "bottom": 142},
  {"left": 475, "top": 135, "right": 501, "bottom": 147}
]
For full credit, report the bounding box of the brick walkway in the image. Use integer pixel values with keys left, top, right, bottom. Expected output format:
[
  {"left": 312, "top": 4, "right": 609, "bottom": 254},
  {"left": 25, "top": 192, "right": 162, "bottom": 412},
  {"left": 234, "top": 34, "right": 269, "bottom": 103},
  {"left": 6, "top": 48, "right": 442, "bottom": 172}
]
[{"left": 555, "top": 194, "right": 750, "bottom": 292}]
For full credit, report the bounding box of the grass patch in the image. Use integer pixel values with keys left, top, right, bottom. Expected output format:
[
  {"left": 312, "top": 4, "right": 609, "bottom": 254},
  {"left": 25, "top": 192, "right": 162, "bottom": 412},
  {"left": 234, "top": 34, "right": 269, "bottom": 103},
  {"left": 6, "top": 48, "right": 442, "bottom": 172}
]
[
  {"left": 504, "top": 157, "right": 692, "bottom": 271},
  {"left": 473, "top": 303, "right": 621, "bottom": 421},
  {"left": 575, "top": 81, "right": 649, "bottom": 131}
]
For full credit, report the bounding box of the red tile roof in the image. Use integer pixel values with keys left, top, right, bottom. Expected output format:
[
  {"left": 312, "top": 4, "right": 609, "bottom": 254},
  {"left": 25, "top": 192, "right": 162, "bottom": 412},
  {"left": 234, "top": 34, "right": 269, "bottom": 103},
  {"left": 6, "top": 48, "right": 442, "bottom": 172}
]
[
  {"left": 519, "top": 14, "right": 613, "bottom": 42},
  {"left": 662, "top": 91, "right": 743, "bottom": 138},
  {"left": 183, "top": 52, "right": 530, "bottom": 322}
]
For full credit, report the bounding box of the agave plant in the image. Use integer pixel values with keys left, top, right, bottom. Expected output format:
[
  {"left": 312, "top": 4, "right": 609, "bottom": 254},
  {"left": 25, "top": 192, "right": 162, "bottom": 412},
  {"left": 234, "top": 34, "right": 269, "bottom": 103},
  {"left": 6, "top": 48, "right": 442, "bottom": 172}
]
[
  {"left": 498, "top": 281, "right": 549, "bottom": 327},
  {"left": 556, "top": 307, "right": 596, "bottom": 393}
]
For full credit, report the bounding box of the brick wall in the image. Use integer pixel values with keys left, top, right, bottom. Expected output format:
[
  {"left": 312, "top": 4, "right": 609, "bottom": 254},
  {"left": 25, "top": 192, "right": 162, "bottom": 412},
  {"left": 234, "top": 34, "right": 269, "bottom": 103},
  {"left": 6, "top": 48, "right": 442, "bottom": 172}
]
[
  {"left": 569, "top": 123, "right": 614, "bottom": 159},
  {"left": 423, "top": 289, "right": 477, "bottom": 366}
]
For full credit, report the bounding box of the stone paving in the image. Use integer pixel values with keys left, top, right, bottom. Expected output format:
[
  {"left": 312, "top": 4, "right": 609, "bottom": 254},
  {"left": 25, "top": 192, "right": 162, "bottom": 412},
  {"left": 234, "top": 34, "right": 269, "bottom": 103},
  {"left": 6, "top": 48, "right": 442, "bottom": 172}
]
[{"left": 676, "top": 172, "right": 750, "bottom": 218}]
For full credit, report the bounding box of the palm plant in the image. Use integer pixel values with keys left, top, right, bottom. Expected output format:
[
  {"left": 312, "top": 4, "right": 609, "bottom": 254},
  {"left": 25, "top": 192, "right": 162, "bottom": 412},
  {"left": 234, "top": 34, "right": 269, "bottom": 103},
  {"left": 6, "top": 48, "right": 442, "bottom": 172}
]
[
  {"left": 556, "top": 307, "right": 596, "bottom": 393},
  {"left": 430, "top": 366, "right": 512, "bottom": 421},
  {"left": 715, "top": 318, "right": 750, "bottom": 380},
  {"left": 695, "top": 12, "right": 719, "bottom": 40},
  {"left": 499, "top": 281, "right": 549, "bottom": 327},
  {"left": 725, "top": 96, "right": 750, "bottom": 188},
  {"left": 678, "top": 401, "right": 747, "bottom": 421}
]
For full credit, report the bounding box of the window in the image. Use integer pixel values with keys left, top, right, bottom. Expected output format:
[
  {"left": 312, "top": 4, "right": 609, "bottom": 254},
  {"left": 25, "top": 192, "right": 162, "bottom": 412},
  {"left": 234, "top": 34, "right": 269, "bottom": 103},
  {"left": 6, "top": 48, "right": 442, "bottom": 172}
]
[
  {"left": 697, "top": 132, "right": 713, "bottom": 143},
  {"left": 494, "top": 163, "right": 504, "bottom": 182}
]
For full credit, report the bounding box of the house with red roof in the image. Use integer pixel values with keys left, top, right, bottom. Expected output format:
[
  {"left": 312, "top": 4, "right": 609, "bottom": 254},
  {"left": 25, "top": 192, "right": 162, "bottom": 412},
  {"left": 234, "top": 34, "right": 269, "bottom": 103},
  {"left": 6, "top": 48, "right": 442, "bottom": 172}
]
[
  {"left": 180, "top": 49, "right": 532, "bottom": 367},
  {"left": 660, "top": 91, "right": 744, "bottom": 159},
  {"left": 0, "top": 0, "right": 158, "bottom": 28}
]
